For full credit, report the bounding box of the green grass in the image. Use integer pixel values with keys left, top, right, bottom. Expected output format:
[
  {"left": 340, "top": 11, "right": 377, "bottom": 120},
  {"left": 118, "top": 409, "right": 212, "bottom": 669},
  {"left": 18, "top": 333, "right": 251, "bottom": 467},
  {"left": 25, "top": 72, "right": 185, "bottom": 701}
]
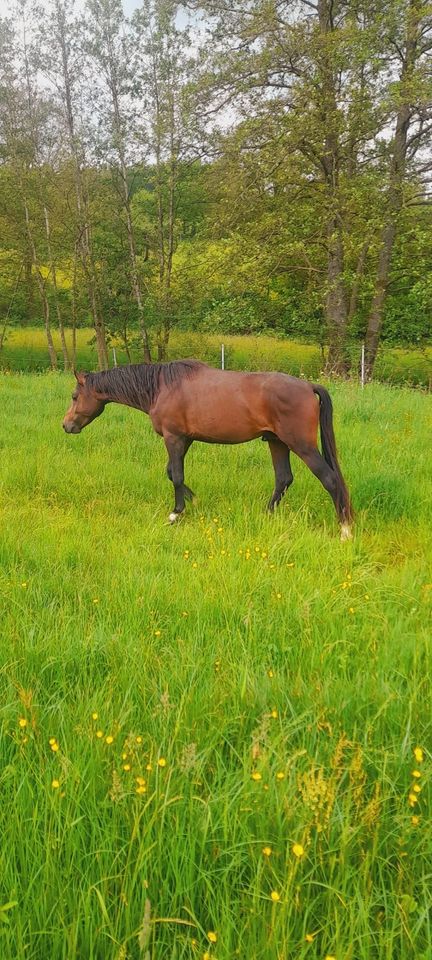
[
  {"left": 0, "top": 372, "right": 431, "bottom": 960},
  {"left": 1, "top": 326, "right": 432, "bottom": 388}
]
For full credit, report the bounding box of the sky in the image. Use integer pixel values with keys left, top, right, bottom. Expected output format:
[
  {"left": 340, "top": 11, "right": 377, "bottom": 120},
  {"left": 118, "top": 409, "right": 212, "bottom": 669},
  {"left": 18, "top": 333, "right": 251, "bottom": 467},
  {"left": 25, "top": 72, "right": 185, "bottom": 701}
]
[{"left": 0, "top": 0, "right": 190, "bottom": 21}]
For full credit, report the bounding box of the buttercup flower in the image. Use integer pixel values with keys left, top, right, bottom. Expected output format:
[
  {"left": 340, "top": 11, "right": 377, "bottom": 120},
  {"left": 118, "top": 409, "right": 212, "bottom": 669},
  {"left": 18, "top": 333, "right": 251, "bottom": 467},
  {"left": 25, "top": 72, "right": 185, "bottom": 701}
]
[
  {"left": 262, "top": 846, "right": 272, "bottom": 857},
  {"left": 270, "top": 891, "right": 280, "bottom": 902},
  {"left": 292, "top": 843, "right": 305, "bottom": 859},
  {"left": 414, "top": 746, "right": 424, "bottom": 763},
  {"left": 207, "top": 932, "right": 217, "bottom": 943}
]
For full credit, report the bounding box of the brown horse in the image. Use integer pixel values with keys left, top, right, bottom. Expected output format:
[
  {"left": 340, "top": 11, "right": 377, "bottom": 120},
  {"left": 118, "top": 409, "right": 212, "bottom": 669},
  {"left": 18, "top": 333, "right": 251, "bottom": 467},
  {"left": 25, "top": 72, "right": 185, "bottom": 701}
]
[{"left": 62, "top": 360, "right": 353, "bottom": 539}]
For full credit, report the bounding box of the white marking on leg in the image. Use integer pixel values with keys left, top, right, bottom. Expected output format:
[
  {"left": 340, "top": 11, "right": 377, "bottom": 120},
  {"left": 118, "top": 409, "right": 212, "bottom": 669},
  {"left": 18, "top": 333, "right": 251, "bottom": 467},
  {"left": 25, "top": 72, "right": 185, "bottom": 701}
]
[
  {"left": 340, "top": 523, "right": 353, "bottom": 542},
  {"left": 169, "top": 512, "right": 178, "bottom": 523}
]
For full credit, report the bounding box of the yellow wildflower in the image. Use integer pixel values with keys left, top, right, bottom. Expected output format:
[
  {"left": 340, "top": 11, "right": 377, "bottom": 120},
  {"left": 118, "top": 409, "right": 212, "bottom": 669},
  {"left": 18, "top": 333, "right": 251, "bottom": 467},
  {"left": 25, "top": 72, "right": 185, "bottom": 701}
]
[
  {"left": 91, "top": 712, "right": 98, "bottom": 720},
  {"left": 411, "top": 815, "right": 420, "bottom": 826},
  {"left": 270, "top": 891, "right": 280, "bottom": 902},
  {"left": 203, "top": 954, "right": 211, "bottom": 960},
  {"left": 155, "top": 629, "right": 161, "bottom": 637},
  {"left": 93, "top": 598, "right": 99, "bottom": 604},
  {"left": 51, "top": 779, "right": 60, "bottom": 789},
  {"left": 276, "top": 772, "right": 285, "bottom": 781},
  {"left": 305, "top": 933, "right": 315, "bottom": 943},
  {"left": 136, "top": 736, "right": 143, "bottom": 744},
  {"left": 51, "top": 742, "right": 59, "bottom": 753},
  {"left": 207, "top": 932, "right": 217, "bottom": 943},
  {"left": 412, "top": 770, "right": 421, "bottom": 778},
  {"left": 49, "top": 737, "right": 56, "bottom": 745},
  {"left": 268, "top": 669, "right": 274, "bottom": 678},
  {"left": 262, "top": 846, "right": 272, "bottom": 857},
  {"left": 408, "top": 792, "right": 418, "bottom": 806},
  {"left": 136, "top": 776, "right": 146, "bottom": 786},
  {"left": 270, "top": 709, "right": 278, "bottom": 719},
  {"left": 413, "top": 783, "right": 421, "bottom": 794},
  {"left": 146, "top": 763, "right": 152, "bottom": 771},
  {"left": 414, "top": 746, "right": 424, "bottom": 763},
  {"left": 157, "top": 757, "right": 167, "bottom": 767},
  {"left": 292, "top": 843, "right": 305, "bottom": 859},
  {"left": 123, "top": 764, "right": 131, "bottom": 772},
  {"left": 105, "top": 735, "right": 114, "bottom": 745},
  {"left": 96, "top": 730, "right": 103, "bottom": 739},
  {"left": 18, "top": 718, "right": 27, "bottom": 728},
  {"left": 251, "top": 771, "right": 262, "bottom": 781},
  {"left": 136, "top": 785, "right": 146, "bottom": 795}
]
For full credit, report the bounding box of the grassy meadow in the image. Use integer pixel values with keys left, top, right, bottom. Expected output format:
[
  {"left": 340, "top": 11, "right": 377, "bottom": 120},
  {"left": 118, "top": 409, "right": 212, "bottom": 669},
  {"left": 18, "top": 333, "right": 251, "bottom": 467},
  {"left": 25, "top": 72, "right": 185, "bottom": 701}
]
[{"left": 0, "top": 370, "right": 431, "bottom": 959}]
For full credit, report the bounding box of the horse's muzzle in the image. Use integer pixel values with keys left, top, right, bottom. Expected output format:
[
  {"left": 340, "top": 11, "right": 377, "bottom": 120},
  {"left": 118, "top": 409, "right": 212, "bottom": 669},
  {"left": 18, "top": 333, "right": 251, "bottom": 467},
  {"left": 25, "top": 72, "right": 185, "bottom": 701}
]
[{"left": 63, "top": 421, "right": 81, "bottom": 434}]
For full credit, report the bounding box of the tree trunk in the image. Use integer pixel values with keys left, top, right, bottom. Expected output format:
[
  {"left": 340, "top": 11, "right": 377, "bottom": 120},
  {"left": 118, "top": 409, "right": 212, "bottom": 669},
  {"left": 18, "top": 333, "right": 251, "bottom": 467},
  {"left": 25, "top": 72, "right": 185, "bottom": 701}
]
[
  {"left": 364, "top": 0, "right": 420, "bottom": 379},
  {"left": 54, "top": 0, "right": 108, "bottom": 370},
  {"left": 317, "top": 0, "right": 349, "bottom": 375},
  {"left": 108, "top": 66, "right": 152, "bottom": 362},
  {"left": 23, "top": 199, "right": 57, "bottom": 370},
  {"left": 43, "top": 204, "right": 70, "bottom": 369},
  {"left": 325, "top": 216, "right": 349, "bottom": 374}
]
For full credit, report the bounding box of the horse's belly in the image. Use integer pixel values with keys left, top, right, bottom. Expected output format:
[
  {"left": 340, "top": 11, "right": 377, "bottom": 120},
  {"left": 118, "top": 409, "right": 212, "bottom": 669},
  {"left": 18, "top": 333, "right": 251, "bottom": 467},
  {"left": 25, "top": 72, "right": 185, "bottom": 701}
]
[{"left": 192, "top": 427, "right": 262, "bottom": 444}]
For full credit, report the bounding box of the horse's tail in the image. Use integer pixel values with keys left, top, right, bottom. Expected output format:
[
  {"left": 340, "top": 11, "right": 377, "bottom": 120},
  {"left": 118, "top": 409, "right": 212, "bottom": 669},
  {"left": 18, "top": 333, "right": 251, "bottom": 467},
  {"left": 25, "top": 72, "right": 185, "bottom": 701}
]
[{"left": 312, "top": 384, "right": 353, "bottom": 523}]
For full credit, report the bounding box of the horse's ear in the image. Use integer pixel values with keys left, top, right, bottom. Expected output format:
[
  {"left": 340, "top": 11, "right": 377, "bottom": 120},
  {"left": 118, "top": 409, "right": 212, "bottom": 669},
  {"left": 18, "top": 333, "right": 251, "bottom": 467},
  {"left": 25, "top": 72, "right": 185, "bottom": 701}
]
[{"left": 74, "top": 369, "right": 86, "bottom": 386}]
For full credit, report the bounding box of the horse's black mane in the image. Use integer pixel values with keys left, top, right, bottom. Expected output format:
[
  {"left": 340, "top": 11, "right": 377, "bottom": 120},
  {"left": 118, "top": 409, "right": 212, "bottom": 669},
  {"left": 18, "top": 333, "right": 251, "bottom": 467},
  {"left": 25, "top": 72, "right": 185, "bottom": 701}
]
[{"left": 86, "top": 359, "right": 205, "bottom": 409}]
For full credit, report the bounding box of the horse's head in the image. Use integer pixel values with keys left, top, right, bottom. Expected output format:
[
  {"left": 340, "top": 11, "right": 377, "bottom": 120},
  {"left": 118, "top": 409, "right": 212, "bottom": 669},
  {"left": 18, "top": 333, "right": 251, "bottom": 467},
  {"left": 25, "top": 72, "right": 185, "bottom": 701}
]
[{"left": 62, "top": 371, "right": 106, "bottom": 434}]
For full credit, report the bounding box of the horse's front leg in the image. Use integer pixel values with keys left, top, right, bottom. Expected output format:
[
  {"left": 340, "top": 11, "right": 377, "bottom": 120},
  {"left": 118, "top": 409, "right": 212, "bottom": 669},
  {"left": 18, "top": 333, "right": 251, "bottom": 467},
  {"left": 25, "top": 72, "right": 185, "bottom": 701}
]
[{"left": 164, "top": 434, "right": 193, "bottom": 522}]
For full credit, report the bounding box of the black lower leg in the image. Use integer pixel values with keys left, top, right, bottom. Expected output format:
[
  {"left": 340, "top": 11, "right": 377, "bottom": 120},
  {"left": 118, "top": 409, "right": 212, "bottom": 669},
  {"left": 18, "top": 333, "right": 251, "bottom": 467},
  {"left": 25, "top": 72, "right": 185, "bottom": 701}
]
[
  {"left": 267, "top": 439, "right": 293, "bottom": 511},
  {"left": 165, "top": 436, "right": 193, "bottom": 516},
  {"left": 298, "top": 447, "right": 343, "bottom": 521}
]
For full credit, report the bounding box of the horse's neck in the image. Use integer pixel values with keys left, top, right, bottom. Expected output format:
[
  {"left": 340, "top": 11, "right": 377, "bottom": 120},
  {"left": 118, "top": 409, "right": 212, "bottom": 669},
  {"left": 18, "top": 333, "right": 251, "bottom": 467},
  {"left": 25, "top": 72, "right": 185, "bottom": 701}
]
[{"left": 94, "top": 368, "right": 151, "bottom": 413}]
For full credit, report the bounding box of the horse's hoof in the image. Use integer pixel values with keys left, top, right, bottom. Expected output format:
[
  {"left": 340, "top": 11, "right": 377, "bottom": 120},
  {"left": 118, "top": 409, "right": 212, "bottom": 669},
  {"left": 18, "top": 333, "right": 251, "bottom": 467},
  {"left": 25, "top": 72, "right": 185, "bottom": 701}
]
[
  {"left": 340, "top": 523, "right": 353, "bottom": 542},
  {"left": 169, "top": 512, "right": 179, "bottom": 523}
]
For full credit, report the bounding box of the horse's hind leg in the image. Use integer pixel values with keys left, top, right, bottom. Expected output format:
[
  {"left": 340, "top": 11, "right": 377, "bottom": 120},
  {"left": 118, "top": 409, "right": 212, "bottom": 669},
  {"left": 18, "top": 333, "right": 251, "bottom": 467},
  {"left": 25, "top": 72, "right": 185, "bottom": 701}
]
[
  {"left": 164, "top": 435, "right": 194, "bottom": 521},
  {"left": 295, "top": 446, "right": 342, "bottom": 524},
  {"left": 267, "top": 438, "right": 293, "bottom": 512}
]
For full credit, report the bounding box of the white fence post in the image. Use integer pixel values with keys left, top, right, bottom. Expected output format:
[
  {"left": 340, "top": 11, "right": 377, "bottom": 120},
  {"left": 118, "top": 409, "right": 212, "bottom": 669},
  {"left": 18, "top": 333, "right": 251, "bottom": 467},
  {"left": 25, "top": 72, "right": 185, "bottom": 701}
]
[
  {"left": 360, "top": 343, "right": 365, "bottom": 388},
  {"left": 112, "top": 347, "right": 117, "bottom": 367},
  {"left": 221, "top": 343, "right": 225, "bottom": 370}
]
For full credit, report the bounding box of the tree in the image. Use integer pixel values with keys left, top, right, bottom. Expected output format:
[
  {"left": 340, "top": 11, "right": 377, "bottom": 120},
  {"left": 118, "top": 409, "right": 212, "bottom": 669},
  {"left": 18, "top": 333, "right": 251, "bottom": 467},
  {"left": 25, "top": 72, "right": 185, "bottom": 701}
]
[
  {"left": 83, "top": 0, "right": 152, "bottom": 361},
  {"left": 364, "top": 0, "right": 432, "bottom": 377}
]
